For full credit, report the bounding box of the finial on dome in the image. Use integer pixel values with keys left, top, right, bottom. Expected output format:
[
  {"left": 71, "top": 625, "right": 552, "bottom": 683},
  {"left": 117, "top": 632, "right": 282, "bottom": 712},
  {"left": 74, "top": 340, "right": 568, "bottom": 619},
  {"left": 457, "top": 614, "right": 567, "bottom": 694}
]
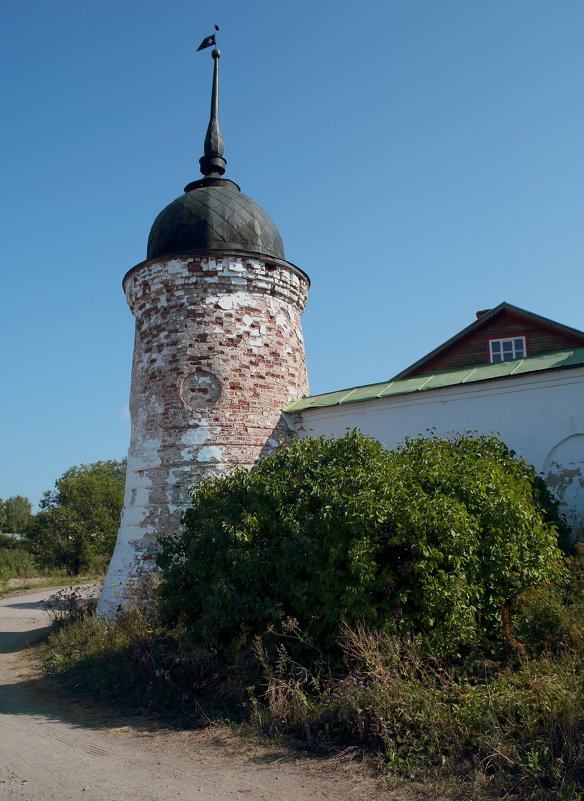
[
  {"left": 184, "top": 31, "right": 240, "bottom": 193},
  {"left": 199, "top": 45, "right": 226, "bottom": 179}
]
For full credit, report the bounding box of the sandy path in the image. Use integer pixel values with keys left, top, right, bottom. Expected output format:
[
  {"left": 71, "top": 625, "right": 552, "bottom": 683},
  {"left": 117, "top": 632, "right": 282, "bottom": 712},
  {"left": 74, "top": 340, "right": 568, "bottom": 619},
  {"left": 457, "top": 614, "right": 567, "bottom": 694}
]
[{"left": 0, "top": 587, "right": 410, "bottom": 801}]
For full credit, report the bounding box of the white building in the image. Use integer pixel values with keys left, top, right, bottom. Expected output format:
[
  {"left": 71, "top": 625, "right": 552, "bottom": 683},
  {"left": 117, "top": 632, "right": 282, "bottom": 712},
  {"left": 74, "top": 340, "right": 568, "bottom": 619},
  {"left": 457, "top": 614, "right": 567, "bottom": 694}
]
[{"left": 287, "top": 303, "right": 584, "bottom": 541}]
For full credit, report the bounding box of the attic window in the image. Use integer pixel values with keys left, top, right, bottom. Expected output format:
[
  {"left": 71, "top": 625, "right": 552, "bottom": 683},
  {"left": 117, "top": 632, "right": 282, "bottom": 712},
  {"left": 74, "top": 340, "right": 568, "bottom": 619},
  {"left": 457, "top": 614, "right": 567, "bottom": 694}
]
[{"left": 489, "top": 336, "right": 527, "bottom": 363}]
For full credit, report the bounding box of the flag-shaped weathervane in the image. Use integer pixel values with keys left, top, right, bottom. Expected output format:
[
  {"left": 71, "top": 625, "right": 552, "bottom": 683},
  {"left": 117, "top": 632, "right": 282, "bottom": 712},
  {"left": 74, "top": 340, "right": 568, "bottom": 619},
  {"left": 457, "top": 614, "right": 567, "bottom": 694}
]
[{"left": 197, "top": 25, "right": 220, "bottom": 51}]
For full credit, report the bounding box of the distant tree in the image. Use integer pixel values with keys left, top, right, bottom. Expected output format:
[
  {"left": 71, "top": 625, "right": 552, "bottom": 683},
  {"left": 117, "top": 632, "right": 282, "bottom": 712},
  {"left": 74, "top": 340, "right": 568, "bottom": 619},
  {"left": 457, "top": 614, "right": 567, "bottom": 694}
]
[
  {"left": 2, "top": 495, "right": 33, "bottom": 534},
  {"left": 26, "top": 460, "right": 126, "bottom": 575}
]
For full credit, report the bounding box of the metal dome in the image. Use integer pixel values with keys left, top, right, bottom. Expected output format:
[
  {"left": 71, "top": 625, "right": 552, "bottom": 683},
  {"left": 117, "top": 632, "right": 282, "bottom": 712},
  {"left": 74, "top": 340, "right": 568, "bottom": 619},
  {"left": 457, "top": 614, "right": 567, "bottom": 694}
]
[{"left": 147, "top": 185, "right": 285, "bottom": 261}]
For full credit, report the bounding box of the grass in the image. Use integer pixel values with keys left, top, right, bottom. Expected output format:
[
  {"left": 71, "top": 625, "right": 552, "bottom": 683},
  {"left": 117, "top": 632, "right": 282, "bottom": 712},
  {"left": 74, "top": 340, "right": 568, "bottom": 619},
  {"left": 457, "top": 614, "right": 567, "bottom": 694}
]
[
  {"left": 252, "top": 627, "right": 584, "bottom": 800},
  {"left": 0, "top": 545, "right": 104, "bottom": 596},
  {"left": 41, "top": 553, "right": 584, "bottom": 801},
  {"left": 2, "top": 574, "right": 101, "bottom": 595}
]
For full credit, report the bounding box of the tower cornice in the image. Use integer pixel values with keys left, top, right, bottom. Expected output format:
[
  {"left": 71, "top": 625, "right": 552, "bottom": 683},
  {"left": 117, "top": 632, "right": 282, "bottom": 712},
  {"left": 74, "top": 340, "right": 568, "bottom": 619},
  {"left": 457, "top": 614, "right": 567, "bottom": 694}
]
[{"left": 123, "top": 250, "right": 311, "bottom": 292}]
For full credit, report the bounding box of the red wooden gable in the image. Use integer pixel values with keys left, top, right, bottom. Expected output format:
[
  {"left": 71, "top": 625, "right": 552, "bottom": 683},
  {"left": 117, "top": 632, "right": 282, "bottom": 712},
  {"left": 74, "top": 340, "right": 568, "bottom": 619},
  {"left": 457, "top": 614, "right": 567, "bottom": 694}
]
[{"left": 394, "top": 303, "right": 584, "bottom": 379}]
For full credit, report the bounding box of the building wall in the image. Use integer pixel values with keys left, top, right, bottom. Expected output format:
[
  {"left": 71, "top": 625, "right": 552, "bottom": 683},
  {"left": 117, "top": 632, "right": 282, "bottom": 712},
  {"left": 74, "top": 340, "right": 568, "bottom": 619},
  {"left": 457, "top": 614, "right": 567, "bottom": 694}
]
[
  {"left": 291, "top": 367, "right": 584, "bottom": 540},
  {"left": 408, "top": 311, "right": 583, "bottom": 375},
  {"left": 98, "top": 252, "right": 309, "bottom": 615}
]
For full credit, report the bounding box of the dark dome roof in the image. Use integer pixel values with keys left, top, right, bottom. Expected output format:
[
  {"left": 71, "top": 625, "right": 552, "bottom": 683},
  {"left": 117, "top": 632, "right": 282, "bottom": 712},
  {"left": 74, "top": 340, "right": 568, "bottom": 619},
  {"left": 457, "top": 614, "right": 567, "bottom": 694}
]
[{"left": 147, "top": 185, "right": 285, "bottom": 261}]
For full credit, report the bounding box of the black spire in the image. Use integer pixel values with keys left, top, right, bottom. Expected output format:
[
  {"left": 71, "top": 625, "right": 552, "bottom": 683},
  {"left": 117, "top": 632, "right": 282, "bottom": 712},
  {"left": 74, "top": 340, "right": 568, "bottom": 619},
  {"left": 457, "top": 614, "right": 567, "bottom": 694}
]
[
  {"left": 199, "top": 48, "right": 225, "bottom": 177},
  {"left": 184, "top": 46, "right": 240, "bottom": 193}
]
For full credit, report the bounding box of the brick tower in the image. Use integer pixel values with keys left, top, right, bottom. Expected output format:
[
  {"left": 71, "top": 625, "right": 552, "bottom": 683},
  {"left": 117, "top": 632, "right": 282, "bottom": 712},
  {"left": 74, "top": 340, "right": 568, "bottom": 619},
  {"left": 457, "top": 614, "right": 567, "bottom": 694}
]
[{"left": 98, "top": 48, "right": 309, "bottom": 615}]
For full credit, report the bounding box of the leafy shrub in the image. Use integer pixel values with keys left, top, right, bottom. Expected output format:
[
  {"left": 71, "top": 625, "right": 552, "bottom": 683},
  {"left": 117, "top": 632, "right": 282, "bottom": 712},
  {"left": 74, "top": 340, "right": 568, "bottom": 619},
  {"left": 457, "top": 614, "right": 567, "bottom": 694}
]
[
  {"left": 156, "top": 431, "right": 566, "bottom": 661},
  {"left": 0, "top": 547, "right": 40, "bottom": 590},
  {"left": 0, "top": 547, "right": 38, "bottom": 574},
  {"left": 513, "top": 549, "right": 584, "bottom": 658}
]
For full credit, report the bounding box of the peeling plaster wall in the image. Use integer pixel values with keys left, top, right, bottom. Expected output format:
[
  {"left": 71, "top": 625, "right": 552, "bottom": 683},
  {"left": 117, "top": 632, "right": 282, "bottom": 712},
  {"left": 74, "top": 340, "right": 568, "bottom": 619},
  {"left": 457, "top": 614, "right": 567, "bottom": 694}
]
[
  {"left": 292, "top": 368, "right": 584, "bottom": 541},
  {"left": 98, "top": 253, "right": 309, "bottom": 615}
]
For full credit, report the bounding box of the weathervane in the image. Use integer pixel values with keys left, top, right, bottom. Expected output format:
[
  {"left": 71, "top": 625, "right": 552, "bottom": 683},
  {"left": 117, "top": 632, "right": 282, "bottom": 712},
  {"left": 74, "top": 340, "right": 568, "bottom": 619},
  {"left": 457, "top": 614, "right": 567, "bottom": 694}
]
[{"left": 196, "top": 24, "right": 220, "bottom": 53}]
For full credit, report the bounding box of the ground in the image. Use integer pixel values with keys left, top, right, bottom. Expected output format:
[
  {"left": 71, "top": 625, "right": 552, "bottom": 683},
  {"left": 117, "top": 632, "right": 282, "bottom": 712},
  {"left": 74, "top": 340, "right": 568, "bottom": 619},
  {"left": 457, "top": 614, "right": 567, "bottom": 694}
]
[{"left": 0, "top": 586, "right": 438, "bottom": 801}]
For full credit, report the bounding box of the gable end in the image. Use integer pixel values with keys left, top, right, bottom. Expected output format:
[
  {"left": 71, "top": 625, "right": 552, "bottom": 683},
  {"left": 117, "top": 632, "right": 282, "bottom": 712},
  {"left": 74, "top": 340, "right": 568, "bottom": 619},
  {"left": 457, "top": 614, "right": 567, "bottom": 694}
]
[{"left": 394, "top": 303, "right": 584, "bottom": 378}]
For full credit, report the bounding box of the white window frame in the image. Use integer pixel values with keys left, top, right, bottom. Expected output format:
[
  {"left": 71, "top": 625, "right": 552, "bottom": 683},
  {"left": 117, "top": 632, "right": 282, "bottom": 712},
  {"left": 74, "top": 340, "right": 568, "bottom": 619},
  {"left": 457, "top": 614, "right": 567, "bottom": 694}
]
[{"left": 488, "top": 336, "right": 527, "bottom": 363}]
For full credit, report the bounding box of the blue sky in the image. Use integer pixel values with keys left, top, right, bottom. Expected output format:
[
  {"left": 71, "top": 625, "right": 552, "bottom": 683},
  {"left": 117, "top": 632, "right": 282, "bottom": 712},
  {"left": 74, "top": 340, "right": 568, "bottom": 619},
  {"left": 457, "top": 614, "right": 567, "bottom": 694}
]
[{"left": 1, "top": 0, "right": 583, "bottom": 507}]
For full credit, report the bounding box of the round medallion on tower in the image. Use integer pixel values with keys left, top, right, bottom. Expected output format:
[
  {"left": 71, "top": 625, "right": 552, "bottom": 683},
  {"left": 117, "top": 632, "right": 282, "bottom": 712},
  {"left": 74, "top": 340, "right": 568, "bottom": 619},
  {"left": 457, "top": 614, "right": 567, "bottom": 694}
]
[{"left": 179, "top": 369, "right": 222, "bottom": 410}]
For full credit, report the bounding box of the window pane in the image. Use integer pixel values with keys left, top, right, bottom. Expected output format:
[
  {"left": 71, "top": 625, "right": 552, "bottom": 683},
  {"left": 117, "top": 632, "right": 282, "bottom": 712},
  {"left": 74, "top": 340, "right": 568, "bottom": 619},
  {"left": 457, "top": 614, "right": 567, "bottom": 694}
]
[
  {"left": 492, "top": 353, "right": 502, "bottom": 362},
  {"left": 491, "top": 342, "right": 501, "bottom": 354},
  {"left": 502, "top": 341, "right": 513, "bottom": 353}
]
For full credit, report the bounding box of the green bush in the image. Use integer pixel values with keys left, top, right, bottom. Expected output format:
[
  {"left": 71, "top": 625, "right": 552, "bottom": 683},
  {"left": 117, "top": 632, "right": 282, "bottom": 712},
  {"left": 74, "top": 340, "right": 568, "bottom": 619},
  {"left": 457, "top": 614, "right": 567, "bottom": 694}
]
[
  {"left": 156, "top": 431, "right": 566, "bottom": 660},
  {"left": 0, "top": 547, "right": 40, "bottom": 590},
  {"left": 513, "top": 549, "right": 584, "bottom": 658}
]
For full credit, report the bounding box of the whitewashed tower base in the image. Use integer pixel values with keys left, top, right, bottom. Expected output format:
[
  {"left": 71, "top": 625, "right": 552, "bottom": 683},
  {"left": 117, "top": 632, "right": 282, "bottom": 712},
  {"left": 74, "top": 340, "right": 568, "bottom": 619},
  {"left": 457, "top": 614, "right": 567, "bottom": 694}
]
[{"left": 98, "top": 48, "right": 309, "bottom": 615}]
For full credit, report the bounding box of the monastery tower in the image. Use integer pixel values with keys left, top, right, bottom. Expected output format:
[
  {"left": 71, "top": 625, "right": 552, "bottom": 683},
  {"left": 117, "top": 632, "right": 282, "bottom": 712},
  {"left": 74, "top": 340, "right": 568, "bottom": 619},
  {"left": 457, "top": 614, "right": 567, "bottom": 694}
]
[{"left": 98, "top": 48, "right": 310, "bottom": 614}]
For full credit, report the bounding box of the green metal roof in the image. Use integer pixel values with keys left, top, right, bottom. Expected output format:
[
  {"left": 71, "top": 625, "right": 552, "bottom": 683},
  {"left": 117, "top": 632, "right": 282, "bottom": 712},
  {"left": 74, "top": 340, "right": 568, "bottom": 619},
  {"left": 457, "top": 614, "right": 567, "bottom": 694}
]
[{"left": 284, "top": 347, "right": 584, "bottom": 413}]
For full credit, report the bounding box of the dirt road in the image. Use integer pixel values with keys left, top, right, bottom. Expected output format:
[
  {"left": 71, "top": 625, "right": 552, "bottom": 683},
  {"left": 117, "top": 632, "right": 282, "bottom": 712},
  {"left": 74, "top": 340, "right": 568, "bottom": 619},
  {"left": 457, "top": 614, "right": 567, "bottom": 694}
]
[{"left": 0, "top": 588, "right": 410, "bottom": 801}]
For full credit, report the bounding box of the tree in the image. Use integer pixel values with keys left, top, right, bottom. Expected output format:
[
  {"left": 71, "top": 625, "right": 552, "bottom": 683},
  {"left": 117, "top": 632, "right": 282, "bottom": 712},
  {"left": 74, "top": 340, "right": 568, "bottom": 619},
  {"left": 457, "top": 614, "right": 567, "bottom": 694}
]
[
  {"left": 0, "top": 495, "right": 33, "bottom": 534},
  {"left": 156, "top": 431, "right": 566, "bottom": 661},
  {"left": 26, "top": 460, "right": 126, "bottom": 574}
]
